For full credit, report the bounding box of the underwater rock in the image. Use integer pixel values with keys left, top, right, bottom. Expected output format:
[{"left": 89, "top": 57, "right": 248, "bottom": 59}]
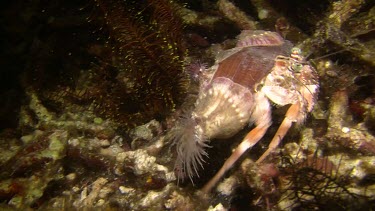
[
  {"left": 116, "top": 149, "right": 175, "bottom": 181},
  {"left": 0, "top": 130, "right": 67, "bottom": 208},
  {"left": 327, "top": 91, "right": 375, "bottom": 155},
  {"left": 130, "top": 119, "right": 162, "bottom": 149},
  {"left": 217, "top": 0, "right": 257, "bottom": 30}
]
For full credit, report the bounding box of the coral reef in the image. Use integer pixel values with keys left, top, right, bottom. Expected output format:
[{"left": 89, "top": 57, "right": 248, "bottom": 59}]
[{"left": 0, "top": 0, "right": 375, "bottom": 210}]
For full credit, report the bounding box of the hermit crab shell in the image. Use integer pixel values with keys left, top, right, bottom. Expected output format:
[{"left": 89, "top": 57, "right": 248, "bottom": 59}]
[
  {"left": 212, "top": 44, "right": 292, "bottom": 89},
  {"left": 172, "top": 30, "right": 293, "bottom": 182},
  {"left": 193, "top": 77, "right": 253, "bottom": 139},
  {"left": 236, "top": 30, "right": 285, "bottom": 47},
  {"left": 194, "top": 32, "right": 292, "bottom": 140}
]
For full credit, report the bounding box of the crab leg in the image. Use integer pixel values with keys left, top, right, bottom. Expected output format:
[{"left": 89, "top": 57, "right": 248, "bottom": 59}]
[
  {"left": 201, "top": 125, "right": 269, "bottom": 193},
  {"left": 202, "top": 93, "right": 272, "bottom": 193},
  {"left": 256, "top": 103, "right": 301, "bottom": 164}
]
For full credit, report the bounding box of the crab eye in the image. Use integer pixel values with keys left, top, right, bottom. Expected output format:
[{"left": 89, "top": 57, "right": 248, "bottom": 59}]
[
  {"left": 290, "top": 47, "right": 304, "bottom": 62},
  {"left": 290, "top": 63, "right": 303, "bottom": 73},
  {"left": 291, "top": 47, "right": 301, "bottom": 55}
]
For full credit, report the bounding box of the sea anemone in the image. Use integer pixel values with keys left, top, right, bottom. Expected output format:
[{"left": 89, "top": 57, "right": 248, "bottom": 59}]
[
  {"left": 170, "top": 116, "right": 210, "bottom": 183},
  {"left": 185, "top": 60, "right": 207, "bottom": 82}
]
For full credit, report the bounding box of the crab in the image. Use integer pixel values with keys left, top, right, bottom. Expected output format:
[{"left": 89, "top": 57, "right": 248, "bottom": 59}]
[{"left": 170, "top": 30, "right": 319, "bottom": 193}]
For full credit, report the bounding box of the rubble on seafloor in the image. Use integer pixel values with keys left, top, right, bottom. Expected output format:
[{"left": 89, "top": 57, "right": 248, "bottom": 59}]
[
  {"left": 0, "top": 89, "right": 209, "bottom": 210},
  {"left": 1, "top": 0, "right": 375, "bottom": 210}
]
